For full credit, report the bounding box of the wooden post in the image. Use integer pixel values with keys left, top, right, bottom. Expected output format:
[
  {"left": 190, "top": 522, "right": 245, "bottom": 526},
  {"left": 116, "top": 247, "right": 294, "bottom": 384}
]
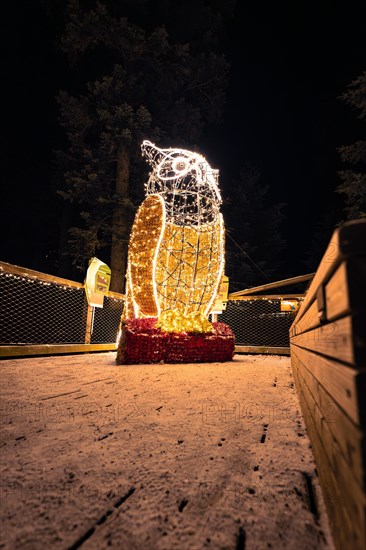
[{"left": 85, "top": 304, "right": 94, "bottom": 344}]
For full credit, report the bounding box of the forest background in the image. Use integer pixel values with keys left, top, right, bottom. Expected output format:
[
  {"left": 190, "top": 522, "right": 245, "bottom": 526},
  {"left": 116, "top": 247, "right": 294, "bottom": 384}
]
[{"left": 2, "top": 0, "right": 366, "bottom": 292}]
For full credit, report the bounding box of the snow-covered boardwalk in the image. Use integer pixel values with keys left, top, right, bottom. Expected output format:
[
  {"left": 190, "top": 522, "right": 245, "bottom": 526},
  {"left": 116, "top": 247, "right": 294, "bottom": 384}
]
[{"left": 0, "top": 353, "right": 334, "bottom": 549}]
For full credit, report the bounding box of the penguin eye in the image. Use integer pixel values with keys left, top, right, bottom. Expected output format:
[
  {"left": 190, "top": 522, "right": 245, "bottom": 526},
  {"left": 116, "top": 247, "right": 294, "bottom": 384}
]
[{"left": 172, "top": 157, "right": 188, "bottom": 173}]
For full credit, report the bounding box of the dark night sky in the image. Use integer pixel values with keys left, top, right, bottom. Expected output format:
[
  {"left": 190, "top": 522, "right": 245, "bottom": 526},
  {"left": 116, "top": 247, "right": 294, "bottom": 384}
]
[{"left": 2, "top": 1, "right": 366, "bottom": 281}]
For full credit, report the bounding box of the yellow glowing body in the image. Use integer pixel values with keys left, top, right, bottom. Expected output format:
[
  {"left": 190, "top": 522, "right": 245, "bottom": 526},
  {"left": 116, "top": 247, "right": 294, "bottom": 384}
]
[
  {"left": 156, "top": 215, "right": 224, "bottom": 317},
  {"left": 124, "top": 194, "right": 224, "bottom": 331}
]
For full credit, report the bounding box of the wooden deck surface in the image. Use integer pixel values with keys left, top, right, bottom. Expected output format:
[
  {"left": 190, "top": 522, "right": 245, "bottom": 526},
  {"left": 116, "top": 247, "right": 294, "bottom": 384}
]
[{"left": 0, "top": 352, "right": 334, "bottom": 550}]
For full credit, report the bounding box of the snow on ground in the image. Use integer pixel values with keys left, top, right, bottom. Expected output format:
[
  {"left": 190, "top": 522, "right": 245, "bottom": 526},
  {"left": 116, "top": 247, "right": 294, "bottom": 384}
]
[{"left": 0, "top": 352, "right": 334, "bottom": 550}]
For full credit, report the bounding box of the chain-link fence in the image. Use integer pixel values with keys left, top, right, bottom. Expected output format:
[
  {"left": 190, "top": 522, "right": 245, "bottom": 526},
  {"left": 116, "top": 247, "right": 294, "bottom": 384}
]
[
  {"left": 91, "top": 297, "right": 124, "bottom": 344},
  {"left": 218, "top": 299, "right": 299, "bottom": 349},
  {"left": 0, "top": 262, "right": 124, "bottom": 354},
  {"left": 1, "top": 261, "right": 305, "bottom": 357}
]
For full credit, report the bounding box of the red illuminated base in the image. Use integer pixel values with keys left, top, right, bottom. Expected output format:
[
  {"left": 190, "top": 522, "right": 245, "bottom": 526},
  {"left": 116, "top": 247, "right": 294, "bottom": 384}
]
[{"left": 116, "top": 318, "right": 235, "bottom": 365}]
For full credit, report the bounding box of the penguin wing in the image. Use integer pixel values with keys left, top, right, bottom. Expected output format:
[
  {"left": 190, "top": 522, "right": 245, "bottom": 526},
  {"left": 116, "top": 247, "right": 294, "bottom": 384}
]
[
  {"left": 154, "top": 214, "right": 224, "bottom": 316},
  {"left": 127, "top": 194, "right": 165, "bottom": 317}
]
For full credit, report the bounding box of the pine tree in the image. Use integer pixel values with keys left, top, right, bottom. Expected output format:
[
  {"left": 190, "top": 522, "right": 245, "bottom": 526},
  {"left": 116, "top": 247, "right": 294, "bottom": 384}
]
[
  {"left": 336, "top": 71, "right": 366, "bottom": 220},
  {"left": 224, "top": 166, "right": 286, "bottom": 291},
  {"left": 57, "top": 0, "right": 230, "bottom": 291}
]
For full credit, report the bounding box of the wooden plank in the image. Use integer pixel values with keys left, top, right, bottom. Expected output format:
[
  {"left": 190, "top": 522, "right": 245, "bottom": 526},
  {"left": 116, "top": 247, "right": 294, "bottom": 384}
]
[
  {"left": 291, "top": 316, "right": 353, "bottom": 364},
  {"left": 228, "top": 273, "right": 314, "bottom": 297},
  {"left": 336, "top": 219, "right": 366, "bottom": 257},
  {"left": 290, "top": 299, "right": 320, "bottom": 338},
  {"left": 235, "top": 345, "right": 290, "bottom": 355},
  {"left": 0, "top": 261, "right": 125, "bottom": 299},
  {"left": 0, "top": 344, "right": 117, "bottom": 358},
  {"left": 291, "top": 344, "right": 366, "bottom": 425},
  {"left": 291, "top": 256, "right": 366, "bottom": 338},
  {"left": 3, "top": 344, "right": 287, "bottom": 358},
  {"left": 291, "top": 346, "right": 365, "bottom": 487},
  {"left": 293, "top": 362, "right": 366, "bottom": 540},
  {"left": 293, "top": 360, "right": 365, "bottom": 550},
  {"left": 0, "top": 261, "right": 84, "bottom": 290},
  {"left": 291, "top": 233, "right": 342, "bottom": 330},
  {"left": 292, "top": 220, "right": 366, "bottom": 329},
  {"left": 292, "top": 359, "right": 365, "bottom": 550},
  {"left": 325, "top": 261, "right": 349, "bottom": 321},
  {"left": 291, "top": 315, "right": 366, "bottom": 367},
  {"left": 326, "top": 257, "right": 366, "bottom": 322}
]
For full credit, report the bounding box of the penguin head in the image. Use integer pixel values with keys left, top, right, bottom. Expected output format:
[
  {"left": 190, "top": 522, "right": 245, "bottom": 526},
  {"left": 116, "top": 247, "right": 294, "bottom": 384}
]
[{"left": 141, "top": 140, "right": 221, "bottom": 225}]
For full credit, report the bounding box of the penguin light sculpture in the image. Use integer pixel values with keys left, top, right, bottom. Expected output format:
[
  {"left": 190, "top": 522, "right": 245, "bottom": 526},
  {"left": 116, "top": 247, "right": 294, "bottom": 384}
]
[{"left": 123, "top": 140, "right": 225, "bottom": 333}]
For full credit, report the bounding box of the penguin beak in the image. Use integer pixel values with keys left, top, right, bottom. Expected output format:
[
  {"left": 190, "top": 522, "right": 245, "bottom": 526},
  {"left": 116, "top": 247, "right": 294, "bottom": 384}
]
[{"left": 141, "top": 140, "right": 165, "bottom": 167}]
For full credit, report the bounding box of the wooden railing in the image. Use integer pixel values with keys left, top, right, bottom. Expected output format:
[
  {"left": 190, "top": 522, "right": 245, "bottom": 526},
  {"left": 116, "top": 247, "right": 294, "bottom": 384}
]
[
  {"left": 228, "top": 272, "right": 314, "bottom": 298},
  {"left": 289, "top": 220, "right": 366, "bottom": 550},
  {"left": 0, "top": 261, "right": 125, "bottom": 358}
]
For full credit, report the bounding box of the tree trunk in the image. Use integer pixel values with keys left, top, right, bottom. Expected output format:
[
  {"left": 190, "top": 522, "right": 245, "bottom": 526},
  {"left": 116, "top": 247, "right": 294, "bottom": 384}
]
[{"left": 110, "top": 145, "right": 131, "bottom": 293}]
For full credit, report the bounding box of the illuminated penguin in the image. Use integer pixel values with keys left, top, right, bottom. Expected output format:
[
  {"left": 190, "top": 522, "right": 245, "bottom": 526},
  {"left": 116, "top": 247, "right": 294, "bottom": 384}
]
[{"left": 123, "top": 140, "right": 225, "bottom": 332}]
